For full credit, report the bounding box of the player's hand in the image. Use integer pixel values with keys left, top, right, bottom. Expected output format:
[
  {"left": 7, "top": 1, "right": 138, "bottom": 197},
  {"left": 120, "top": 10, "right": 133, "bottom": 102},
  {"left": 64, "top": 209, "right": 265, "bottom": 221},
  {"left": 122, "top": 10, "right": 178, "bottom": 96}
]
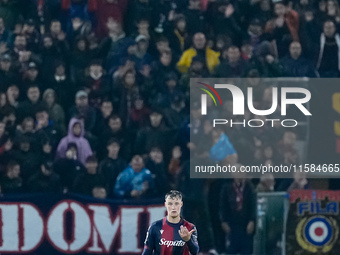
[
  {"left": 221, "top": 222, "right": 231, "bottom": 234},
  {"left": 247, "top": 221, "right": 255, "bottom": 235},
  {"left": 179, "top": 225, "right": 195, "bottom": 242}
]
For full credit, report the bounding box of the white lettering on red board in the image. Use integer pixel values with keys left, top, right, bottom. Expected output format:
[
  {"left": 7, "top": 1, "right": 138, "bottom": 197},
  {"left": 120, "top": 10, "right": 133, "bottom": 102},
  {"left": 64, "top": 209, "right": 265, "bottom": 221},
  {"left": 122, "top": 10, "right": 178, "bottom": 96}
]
[{"left": 0, "top": 200, "right": 166, "bottom": 253}]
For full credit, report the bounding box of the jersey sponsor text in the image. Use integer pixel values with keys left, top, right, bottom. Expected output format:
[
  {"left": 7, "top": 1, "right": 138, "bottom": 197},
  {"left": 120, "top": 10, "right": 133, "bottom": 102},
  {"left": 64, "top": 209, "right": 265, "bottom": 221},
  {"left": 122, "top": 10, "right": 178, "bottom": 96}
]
[{"left": 159, "top": 238, "right": 186, "bottom": 248}]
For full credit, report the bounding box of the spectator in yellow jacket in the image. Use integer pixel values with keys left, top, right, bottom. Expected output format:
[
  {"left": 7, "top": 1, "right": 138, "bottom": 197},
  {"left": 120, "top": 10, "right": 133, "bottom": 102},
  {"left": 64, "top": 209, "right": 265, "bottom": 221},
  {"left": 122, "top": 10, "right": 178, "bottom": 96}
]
[{"left": 177, "top": 32, "right": 220, "bottom": 74}]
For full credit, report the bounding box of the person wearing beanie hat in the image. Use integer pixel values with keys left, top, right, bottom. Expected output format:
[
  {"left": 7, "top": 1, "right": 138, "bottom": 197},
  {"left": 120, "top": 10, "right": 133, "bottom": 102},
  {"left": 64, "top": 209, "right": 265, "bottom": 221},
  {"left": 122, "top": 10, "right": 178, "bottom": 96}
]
[
  {"left": 22, "top": 61, "right": 41, "bottom": 88},
  {"left": 33, "top": 104, "right": 63, "bottom": 147},
  {"left": 46, "top": 60, "right": 74, "bottom": 111},
  {"left": 1, "top": 161, "right": 23, "bottom": 194},
  {"left": 68, "top": 88, "right": 97, "bottom": 134},
  {"left": 98, "top": 137, "right": 127, "bottom": 197},
  {"left": 26, "top": 160, "right": 62, "bottom": 192},
  {"left": 73, "top": 155, "right": 108, "bottom": 196},
  {"left": 53, "top": 142, "right": 87, "bottom": 192},
  {"left": 134, "top": 107, "right": 174, "bottom": 160},
  {"left": 42, "top": 88, "right": 65, "bottom": 128},
  {"left": 75, "top": 89, "right": 87, "bottom": 99},
  {"left": 23, "top": 19, "right": 40, "bottom": 52},
  {"left": 0, "top": 53, "right": 15, "bottom": 87},
  {"left": 154, "top": 71, "right": 184, "bottom": 109},
  {"left": 12, "top": 134, "right": 41, "bottom": 180}
]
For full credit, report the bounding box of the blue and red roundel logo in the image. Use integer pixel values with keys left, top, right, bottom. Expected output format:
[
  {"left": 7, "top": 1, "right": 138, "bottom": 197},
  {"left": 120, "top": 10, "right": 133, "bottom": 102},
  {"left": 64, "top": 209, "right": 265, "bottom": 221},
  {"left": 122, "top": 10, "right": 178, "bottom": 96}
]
[
  {"left": 304, "top": 217, "right": 333, "bottom": 246},
  {"left": 296, "top": 216, "right": 339, "bottom": 253}
]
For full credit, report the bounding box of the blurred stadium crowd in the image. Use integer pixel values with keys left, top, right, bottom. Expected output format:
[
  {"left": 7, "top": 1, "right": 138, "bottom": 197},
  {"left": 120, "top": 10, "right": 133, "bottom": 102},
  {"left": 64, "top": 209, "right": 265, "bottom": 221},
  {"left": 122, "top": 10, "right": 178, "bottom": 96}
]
[{"left": 0, "top": 0, "right": 338, "bottom": 253}]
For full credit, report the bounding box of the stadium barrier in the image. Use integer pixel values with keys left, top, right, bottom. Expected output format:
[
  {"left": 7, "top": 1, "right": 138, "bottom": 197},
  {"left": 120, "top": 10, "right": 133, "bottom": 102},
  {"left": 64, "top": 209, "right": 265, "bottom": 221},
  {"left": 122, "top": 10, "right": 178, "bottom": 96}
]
[{"left": 0, "top": 193, "right": 165, "bottom": 254}]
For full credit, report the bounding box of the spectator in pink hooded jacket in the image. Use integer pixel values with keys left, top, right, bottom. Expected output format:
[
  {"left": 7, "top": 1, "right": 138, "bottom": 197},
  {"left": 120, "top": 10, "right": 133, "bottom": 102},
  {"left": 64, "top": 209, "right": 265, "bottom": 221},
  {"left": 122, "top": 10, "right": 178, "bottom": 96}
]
[{"left": 56, "top": 118, "right": 92, "bottom": 164}]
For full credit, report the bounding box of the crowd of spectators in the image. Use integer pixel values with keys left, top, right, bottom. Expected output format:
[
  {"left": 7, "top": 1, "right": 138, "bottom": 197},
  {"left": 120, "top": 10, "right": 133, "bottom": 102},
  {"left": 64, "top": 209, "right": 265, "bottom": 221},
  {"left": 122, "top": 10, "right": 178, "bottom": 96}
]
[{"left": 0, "top": 0, "right": 337, "bottom": 253}]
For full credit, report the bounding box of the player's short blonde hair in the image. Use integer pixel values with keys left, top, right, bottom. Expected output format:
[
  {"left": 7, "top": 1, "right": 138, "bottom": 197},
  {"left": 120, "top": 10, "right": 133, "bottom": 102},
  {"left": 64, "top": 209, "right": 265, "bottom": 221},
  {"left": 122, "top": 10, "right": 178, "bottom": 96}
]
[{"left": 165, "top": 190, "right": 182, "bottom": 201}]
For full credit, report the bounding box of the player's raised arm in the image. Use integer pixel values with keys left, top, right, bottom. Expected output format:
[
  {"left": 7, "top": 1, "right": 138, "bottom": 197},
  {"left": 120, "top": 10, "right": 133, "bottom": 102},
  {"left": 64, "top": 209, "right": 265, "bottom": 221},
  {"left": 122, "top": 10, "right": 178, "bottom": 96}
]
[{"left": 179, "top": 225, "right": 199, "bottom": 254}]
